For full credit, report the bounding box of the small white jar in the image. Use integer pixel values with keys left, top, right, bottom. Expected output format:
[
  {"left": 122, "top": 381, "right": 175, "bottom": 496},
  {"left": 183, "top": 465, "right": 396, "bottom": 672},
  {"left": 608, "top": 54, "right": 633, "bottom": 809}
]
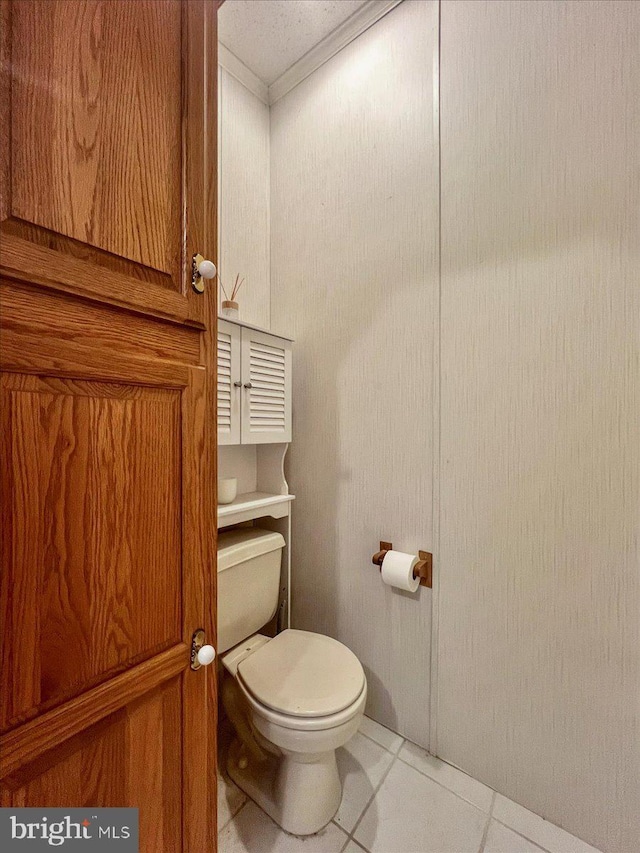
[{"left": 218, "top": 478, "right": 238, "bottom": 505}]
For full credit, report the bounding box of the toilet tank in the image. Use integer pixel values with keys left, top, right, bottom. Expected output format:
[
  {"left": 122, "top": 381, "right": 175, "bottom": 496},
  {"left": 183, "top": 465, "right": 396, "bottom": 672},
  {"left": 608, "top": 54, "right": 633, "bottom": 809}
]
[{"left": 217, "top": 527, "right": 285, "bottom": 654}]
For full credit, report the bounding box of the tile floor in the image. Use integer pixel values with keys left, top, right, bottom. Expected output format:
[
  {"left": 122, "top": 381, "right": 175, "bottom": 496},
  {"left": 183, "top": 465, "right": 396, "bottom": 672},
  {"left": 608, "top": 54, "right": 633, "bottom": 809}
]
[{"left": 217, "top": 717, "right": 603, "bottom": 853}]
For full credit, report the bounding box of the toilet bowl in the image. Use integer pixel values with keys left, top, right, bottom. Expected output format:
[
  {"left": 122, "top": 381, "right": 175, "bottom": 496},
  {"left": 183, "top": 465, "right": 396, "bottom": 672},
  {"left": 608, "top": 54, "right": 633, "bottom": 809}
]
[
  {"left": 221, "top": 629, "right": 367, "bottom": 836},
  {"left": 217, "top": 528, "right": 367, "bottom": 835}
]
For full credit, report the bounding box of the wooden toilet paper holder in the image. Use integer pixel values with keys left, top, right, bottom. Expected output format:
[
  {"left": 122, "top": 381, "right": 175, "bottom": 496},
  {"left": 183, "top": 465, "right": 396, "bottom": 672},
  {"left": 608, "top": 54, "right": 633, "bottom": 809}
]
[{"left": 372, "top": 541, "right": 432, "bottom": 588}]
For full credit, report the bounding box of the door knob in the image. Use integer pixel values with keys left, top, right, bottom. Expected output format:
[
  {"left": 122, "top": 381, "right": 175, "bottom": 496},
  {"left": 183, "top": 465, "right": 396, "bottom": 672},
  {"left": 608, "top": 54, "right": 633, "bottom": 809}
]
[
  {"left": 191, "top": 254, "right": 217, "bottom": 293},
  {"left": 190, "top": 628, "right": 216, "bottom": 670},
  {"left": 197, "top": 645, "right": 216, "bottom": 666}
]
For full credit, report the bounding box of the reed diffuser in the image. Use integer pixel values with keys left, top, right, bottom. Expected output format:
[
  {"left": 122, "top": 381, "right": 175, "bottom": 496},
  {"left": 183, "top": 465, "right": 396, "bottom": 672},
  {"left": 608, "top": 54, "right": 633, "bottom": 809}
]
[{"left": 219, "top": 273, "right": 245, "bottom": 320}]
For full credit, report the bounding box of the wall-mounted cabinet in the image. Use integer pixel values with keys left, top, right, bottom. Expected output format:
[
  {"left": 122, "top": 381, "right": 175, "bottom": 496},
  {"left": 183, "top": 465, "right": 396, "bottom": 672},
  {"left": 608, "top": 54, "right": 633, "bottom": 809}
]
[
  {"left": 217, "top": 319, "right": 294, "bottom": 630},
  {"left": 217, "top": 319, "right": 292, "bottom": 445}
]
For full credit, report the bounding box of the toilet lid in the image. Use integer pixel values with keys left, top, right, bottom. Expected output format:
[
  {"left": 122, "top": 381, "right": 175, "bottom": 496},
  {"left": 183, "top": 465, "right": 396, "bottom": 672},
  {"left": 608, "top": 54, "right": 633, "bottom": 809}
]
[{"left": 237, "top": 629, "right": 365, "bottom": 718}]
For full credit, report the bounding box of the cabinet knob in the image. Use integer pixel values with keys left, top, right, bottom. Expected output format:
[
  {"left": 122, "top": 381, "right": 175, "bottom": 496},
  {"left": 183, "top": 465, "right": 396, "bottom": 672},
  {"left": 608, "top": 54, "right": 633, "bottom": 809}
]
[
  {"left": 191, "top": 253, "right": 217, "bottom": 293},
  {"left": 233, "top": 381, "right": 243, "bottom": 388},
  {"left": 244, "top": 383, "right": 252, "bottom": 389}
]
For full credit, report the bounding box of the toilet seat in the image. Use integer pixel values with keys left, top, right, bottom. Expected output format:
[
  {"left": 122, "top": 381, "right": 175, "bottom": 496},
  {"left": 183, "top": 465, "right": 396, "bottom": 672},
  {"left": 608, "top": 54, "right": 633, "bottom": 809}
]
[
  {"left": 234, "top": 629, "right": 366, "bottom": 729},
  {"left": 237, "top": 668, "right": 367, "bottom": 733}
]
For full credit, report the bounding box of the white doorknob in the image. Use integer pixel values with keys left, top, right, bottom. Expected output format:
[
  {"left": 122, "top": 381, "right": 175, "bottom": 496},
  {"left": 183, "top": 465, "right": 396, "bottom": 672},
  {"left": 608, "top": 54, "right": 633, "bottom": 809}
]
[
  {"left": 197, "top": 644, "right": 216, "bottom": 666},
  {"left": 190, "top": 629, "right": 216, "bottom": 670},
  {"left": 191, "top": 254, "right": 217, "bottom": 293},
  {"left": 197, "top": 259, "right": 217, "bottom": 280}
]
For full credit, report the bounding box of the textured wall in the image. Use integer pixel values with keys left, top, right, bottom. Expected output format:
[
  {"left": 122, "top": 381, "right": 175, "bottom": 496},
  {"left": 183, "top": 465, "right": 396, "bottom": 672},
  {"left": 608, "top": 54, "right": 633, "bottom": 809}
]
[
  {"left": 218, "top": 66, "right": 270, "bottom": 329},
  {"left": 270, "top": 0, "right": 439, "bottom": 747},
  {"left": 438, "top": 3, "right": 640, "bottom": 851}
]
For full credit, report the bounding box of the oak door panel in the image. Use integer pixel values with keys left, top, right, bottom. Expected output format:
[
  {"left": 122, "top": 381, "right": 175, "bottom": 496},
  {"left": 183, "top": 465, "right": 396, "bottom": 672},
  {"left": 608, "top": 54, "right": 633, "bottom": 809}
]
[
  {"left": 0, "top": 280, "right": 202, "bottom": 366},
  {"left": 3, "top": 713, "right": 127, "bottom": 807},
  {"left": 11, "top": 0, "right": 183, "bottom": 286},
  {"left": 1, "top": 375, "right": 182, "bottom": 730},
  {"left": 3, "top": 678, "right": 182, "bottom": 853},
  {"left": 0, "top": 0, "right": 218, "bottom": 847},
  {"left": 1, "top": 0, "right": 207, "bottom": 331}
]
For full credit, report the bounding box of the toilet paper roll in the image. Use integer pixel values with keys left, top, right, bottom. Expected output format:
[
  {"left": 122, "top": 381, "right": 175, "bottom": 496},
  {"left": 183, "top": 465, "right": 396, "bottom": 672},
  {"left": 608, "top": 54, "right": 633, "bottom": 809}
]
[{"left": 381, "top": 550, "right": 420, "bottom": 592}]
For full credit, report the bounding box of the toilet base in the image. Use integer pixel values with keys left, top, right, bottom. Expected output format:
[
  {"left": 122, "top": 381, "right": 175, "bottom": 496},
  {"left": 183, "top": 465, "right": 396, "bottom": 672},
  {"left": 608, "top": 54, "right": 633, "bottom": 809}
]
[{"left": 227, "top": 737, "right": 342, "bottom": 836}]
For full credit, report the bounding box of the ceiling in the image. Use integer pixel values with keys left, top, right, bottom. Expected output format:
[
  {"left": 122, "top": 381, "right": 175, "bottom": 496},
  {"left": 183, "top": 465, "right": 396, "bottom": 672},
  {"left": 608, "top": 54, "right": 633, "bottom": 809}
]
[{"left": 218, "top": 0, "right": 371, "bottom": 86}]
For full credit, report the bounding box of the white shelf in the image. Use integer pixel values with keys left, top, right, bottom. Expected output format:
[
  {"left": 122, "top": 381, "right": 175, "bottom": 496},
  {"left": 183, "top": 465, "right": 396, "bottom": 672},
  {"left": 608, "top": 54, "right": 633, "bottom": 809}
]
[{"left": 217, "top": 491, "right": 295, "bottom": 527}]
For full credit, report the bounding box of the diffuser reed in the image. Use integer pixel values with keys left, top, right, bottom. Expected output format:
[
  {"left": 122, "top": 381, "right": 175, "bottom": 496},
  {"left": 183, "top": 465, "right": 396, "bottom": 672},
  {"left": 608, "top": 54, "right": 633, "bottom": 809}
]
[{"left": 219, "top": 273, "right": 245, "bottom": 319}]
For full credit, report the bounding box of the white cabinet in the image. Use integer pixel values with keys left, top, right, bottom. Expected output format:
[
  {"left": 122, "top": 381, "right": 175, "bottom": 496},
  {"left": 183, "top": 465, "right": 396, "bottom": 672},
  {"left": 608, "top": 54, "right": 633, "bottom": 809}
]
[
  {"left": 217, "top": 320, "right": 292, "bottom": 445},
  {"left": 217, "top": 319, "right": 294, "bottom": 631}
]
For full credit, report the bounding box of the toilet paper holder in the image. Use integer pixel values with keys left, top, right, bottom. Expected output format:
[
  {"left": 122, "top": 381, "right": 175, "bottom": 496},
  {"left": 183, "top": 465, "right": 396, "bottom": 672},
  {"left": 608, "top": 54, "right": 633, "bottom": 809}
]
[{"left": 372, "top": 541, "right": 432, "bottom": 588}]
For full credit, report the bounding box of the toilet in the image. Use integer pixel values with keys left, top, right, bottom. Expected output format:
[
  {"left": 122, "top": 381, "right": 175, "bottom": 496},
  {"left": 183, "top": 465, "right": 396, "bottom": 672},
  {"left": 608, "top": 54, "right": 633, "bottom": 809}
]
[{"left": 218, "top": 527, "right": 367, "bottom": 836}]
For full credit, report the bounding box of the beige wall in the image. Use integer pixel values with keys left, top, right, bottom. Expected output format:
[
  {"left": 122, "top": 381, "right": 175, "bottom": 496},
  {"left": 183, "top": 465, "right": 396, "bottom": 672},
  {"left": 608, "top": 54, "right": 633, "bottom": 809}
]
[
  {"left": 437, "top": 2, "right": 640, "bottom": 851},
  {"left": 270, "top": 0, "right": 439, "bottom": 747},
  {"left": 218, "top": 66, "right": 270, "bottom": 329},
  {"left": 224, "top": 0, "right": 639, "bottom": 847}
]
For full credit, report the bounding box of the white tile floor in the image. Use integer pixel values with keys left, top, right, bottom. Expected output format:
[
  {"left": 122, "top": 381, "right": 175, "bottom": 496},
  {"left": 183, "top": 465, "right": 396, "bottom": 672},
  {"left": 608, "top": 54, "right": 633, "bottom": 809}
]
[{"left": 217, "top": 716, "right": 603, "bottom": 853}]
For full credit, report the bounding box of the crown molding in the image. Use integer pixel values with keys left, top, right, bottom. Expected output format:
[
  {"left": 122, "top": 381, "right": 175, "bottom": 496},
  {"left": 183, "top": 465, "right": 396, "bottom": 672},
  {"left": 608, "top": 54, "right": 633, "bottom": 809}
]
[
  {"left": 267, "top": 0, "right": 404, "bottom": 105},
  {"left": 218, "top": 0, "right": 404, "bottom": 108},
  {"left": 218, "top": 42, "right": 269, "bottom": 105}
]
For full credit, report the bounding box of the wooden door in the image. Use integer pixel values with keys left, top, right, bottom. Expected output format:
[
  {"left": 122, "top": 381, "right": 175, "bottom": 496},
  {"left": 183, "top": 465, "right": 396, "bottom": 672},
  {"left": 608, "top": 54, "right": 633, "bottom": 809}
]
[
  {"left": 240, "top": 328, "right": 292, "bottom": 444},
  {"left": 0, "top": 2, "right": 218, "bottom": 851}
]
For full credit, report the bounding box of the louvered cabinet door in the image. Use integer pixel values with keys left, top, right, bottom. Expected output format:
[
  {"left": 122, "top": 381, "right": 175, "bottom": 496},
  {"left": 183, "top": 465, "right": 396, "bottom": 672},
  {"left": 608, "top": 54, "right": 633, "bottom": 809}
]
[
  {"left": 240, "top": 328, "right": 292, "bottom": 444},
  {"left": 217, "top": 320, "right": 241, "bottom": 445}
]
